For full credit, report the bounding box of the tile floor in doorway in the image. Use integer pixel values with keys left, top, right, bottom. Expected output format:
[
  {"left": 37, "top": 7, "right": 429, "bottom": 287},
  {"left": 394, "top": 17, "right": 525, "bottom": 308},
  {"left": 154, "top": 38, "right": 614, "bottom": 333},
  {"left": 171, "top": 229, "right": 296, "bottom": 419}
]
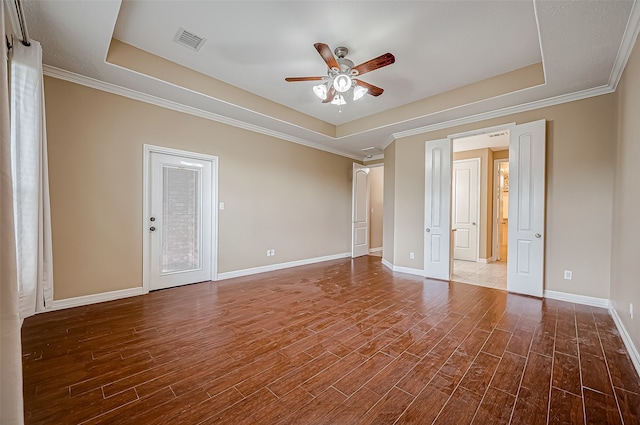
[{"left": 452, "top": 260, "right": 507, "bottom": 290}]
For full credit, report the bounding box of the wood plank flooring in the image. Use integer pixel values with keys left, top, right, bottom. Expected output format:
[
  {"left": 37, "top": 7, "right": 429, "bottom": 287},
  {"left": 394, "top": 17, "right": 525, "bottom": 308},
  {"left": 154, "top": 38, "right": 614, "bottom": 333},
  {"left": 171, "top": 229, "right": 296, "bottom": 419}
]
[{"left": 22, "top": 256, "right": 640, "bottom": 424}]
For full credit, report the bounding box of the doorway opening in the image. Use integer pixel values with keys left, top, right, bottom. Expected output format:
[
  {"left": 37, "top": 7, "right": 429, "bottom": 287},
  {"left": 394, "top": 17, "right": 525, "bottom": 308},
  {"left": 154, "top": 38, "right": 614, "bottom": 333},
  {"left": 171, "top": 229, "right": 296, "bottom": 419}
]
[
  {"left": 368, "top": 165, "right": 384, "bottom": 257},
  {"left": 351, "top": 163, "right": 384, "bottom": 259},
  {"left": 494, "top": 159, "right": 509, "bottom": 263},
  {"left": 450, "top": 130, "right": 509, "bottom": 290}
]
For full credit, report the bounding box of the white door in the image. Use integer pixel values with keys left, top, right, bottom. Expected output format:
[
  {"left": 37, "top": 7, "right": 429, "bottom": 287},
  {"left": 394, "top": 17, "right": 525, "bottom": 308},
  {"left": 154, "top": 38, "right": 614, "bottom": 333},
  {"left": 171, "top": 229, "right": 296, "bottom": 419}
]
[
  {"left": 507, "top": 120, "right": 546, "bottom": 297},
  {"left": 452, "top": 159, "right": 479, "bottom": 261},
  {"left": 352, "top": 163, "right": 370, "bottom": 257},
  {"left": 149, "top": 151, "right": 214, "bottom": 290},
  {"left": 424, "top": 139, "right": 452, "bottom": 280}
]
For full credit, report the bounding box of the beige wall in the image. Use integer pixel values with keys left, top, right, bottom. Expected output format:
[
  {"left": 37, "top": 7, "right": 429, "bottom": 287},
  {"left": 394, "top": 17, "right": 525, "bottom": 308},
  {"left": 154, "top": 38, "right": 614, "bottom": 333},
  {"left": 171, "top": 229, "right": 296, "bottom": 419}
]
[
  {"left": 611, "top": 35, "right": 640, "bottom": 353},
  {"left": 369, "top": 166, "right": 384, "bottom": 249},
  {"left": 45, "top": 77, "right": 354, "bottom": 300},
  {"left": 452, "top": 149, "right": 492, "bottom": 260},
  {"left": 382, "top": 142, "right": 396, "bottom": 264},
  {"left": 387, "top": 94, "right": 617, "bottom": 299}
]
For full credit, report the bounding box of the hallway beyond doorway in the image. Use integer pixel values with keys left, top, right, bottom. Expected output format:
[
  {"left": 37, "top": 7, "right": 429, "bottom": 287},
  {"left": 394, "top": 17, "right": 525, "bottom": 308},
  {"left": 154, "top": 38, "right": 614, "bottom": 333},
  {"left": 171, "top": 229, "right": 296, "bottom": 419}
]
[{"left": 452, "top": 260, "right": 507, "bottom": 290}]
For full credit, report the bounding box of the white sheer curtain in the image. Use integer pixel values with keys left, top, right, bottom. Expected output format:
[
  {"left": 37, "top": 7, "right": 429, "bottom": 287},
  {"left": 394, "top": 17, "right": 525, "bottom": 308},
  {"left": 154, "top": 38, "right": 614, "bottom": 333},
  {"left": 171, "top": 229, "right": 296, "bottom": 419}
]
[
  {"left": 10, "top": 40, "right": 53, "bottom": 318},
  {"left": 1, "top": 4, "right": 25, "bottom": 424}
]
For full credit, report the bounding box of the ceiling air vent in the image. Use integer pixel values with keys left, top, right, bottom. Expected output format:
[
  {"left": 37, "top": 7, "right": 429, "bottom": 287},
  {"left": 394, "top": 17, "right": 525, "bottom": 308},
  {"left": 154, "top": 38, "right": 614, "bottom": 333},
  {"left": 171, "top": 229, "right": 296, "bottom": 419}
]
[{"left": 173, "top": 27, "right": 206, "bottom": 51}]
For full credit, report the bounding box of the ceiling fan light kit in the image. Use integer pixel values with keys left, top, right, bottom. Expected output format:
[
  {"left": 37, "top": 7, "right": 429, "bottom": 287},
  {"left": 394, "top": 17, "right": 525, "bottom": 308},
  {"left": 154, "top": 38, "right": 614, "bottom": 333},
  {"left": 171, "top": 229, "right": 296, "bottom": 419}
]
[{"left": 286, "top": 43, "right": 395, "bottom": 107}]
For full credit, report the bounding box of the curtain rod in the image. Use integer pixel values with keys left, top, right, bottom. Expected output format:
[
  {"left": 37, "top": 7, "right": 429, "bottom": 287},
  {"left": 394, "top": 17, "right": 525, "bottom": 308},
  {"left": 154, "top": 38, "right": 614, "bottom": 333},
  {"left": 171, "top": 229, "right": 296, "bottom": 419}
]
[{"left": 13, "top": 0, "right": 30, "bottom": 47}]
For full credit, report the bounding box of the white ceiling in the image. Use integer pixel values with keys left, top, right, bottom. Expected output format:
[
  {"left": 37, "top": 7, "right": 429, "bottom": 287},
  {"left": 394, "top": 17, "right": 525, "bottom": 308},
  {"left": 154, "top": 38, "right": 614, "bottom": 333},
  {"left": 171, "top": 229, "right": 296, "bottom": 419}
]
[{"left": 15, "top": 0, "right": 640, "bottom": 159}]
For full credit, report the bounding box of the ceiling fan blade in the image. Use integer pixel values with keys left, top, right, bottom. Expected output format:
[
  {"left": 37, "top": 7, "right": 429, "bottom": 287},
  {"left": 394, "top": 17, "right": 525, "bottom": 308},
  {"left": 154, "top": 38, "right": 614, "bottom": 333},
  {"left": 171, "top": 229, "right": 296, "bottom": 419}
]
[
  {"left": 285, "top": 77, "right": 324, "bottom": 82},
  {"left": 323, "top": 86, "right": 337, "bottom": 103},
  {"left": 314, "top": 43, "right": 340, "bottom": 71},
  {"left": 352, "top": 53, "right": 395, "bottom": 76},
  {"left": 354, "top": 79, "right": 384, "bottom": 96}
]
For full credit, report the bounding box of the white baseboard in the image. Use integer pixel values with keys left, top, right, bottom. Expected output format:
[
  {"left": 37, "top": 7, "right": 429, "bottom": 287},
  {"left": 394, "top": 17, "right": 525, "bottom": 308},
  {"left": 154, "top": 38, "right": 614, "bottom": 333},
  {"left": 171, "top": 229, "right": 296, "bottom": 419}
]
[
  {"left": 609, "top": 306, "right": 640, "bottom": 377},
  {"left": 380, "top": 259, "right": 424, "bottom": 277},
  {"left": 48, "top": 287, "right": 146, "bottom": 311},
  {"left": 369, "top": 247, "right": 382, "bottom": 254},
  {"left": 217, "top": 252, "right": 351, "bottom": 281},
  {"left": 381, "top": 258, "right": 393, "bottom": 270},
  {"left": 543, "top": 290, "right": 610, "bottom": 308},
  {"left": 477, "top": 258, "right": 489, "bottom": 264}
]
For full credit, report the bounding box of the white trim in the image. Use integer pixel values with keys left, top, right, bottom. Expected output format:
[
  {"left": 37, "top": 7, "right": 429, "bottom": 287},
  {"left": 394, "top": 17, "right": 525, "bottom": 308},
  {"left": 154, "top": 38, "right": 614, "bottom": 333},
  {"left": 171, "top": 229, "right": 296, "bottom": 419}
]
[
  {"left": 143, "top": 145, "right": 219, "bottom": 293},
  {"left": 532, "top": 0, "right": 548, "bottom": 85},
  {"left": 449, "top": 123, "right": 517, "bottom": 141},
  {"left": 381, "top": 258, "right": 393, "bottom": 271},
  {"left": 544, "top": 290, "right": 610, "bottom": 309},
  {"left": 369, "top": 247, "right": 382, "bottom": 253},
  {"left": 380, "top": 259, "right": 424, "bottom": 277},
  {"left": 477, "top": 258, "right": 489, "bottom": 264},
  {"left": 609, "top": 306, "right": 640, "bottom": 377},
  {"left": 47, "top": 287, "right": 145, "bottom": 311},
  {"left": 389, "top": 85, "right": 614, "bottom": 144},
  {"left": 43, "top": 66, "right": 363, "bottom": 161},
  {"left": 609, "top": 0, "right": 640, "bottom": 91},
  {"left": 43, "top": 66, "right": 619, "bottom": 163},
  {"left": 216, "top": 252, "right": 351, "bottom": 281}
]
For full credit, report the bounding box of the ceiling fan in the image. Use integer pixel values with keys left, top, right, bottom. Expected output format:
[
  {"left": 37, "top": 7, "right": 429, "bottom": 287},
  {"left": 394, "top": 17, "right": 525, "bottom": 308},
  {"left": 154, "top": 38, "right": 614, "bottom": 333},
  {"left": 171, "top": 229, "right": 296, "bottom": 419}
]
[{"left": 285, "top": 43, "right": 395, "bottom": 105}]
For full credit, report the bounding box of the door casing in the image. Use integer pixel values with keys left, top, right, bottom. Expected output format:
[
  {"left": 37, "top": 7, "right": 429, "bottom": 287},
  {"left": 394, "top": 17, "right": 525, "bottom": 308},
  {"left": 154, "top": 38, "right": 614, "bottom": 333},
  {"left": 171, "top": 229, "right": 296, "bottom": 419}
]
[
  {"left": 424, "top": 121, "right": 546, "bottom": 296},
  {"left": 142, "top": 144, "right": 219, "bottom": 293}
]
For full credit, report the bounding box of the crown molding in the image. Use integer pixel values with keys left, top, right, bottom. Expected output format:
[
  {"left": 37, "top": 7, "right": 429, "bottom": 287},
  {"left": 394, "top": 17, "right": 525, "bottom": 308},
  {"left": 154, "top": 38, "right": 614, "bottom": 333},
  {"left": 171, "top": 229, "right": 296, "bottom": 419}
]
[
  {"left": 45, "top": 58, "right": 626, "bottom": 160},
  {"left": 42, "top": 65, "right": 364, "bottom": 161},
  {"left": 609, "top": 0, "right": 640, "bottom": 91},
  {"left": 389, "top": 84, "right": 615, "bottom": 144}
]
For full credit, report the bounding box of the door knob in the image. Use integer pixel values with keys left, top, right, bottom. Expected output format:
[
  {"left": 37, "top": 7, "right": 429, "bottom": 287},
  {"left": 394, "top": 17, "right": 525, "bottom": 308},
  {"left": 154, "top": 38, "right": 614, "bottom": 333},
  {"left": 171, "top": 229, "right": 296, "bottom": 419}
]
[
  {"left": 150, "top": 226, "right": 156, "bottom": 232},
  {"left": 472, "top": 222, "right": 476, "bottom": 226},
  {"left": 426, "top": 228, "right": 431, "bottom": 232},
  {"left": 535, "top": 233, "right": 541, "bottom": 238},
  {"left": 150, "top": 217, "right": 156, "bottom": 222}
]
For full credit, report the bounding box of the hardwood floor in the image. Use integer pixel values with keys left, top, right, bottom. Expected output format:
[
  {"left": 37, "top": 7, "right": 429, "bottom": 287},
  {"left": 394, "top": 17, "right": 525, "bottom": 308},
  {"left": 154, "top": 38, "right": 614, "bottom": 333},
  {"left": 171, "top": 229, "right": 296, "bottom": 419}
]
[{"left": 22, "top": 256, "right": 640, "bottom": 424}]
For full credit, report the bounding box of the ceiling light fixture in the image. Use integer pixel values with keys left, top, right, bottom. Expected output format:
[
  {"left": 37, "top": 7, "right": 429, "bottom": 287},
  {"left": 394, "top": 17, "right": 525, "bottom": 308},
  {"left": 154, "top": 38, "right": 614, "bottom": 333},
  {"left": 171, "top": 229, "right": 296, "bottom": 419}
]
[
  {"left": 287, "top": 44, "right": 395, "bottom": 108},
  {"left": 330, "top": 94, "right": 346, "bottom": 106},
  {"left": 333, "top": 74, "right": 352, "bottom": 93},
  {"left": 312, "top": 83, "right": 328, "bottom": 100}
]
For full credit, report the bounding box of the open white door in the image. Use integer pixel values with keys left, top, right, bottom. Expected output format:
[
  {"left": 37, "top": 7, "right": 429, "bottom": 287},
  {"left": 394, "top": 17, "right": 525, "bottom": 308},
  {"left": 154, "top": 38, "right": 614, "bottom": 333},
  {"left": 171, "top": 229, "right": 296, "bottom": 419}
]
[
  {"left": 352, "top": 163, "right": 370, "bottom": 257},
  {"left": 507, "top": 120, "right": 545, "bottom": 297},
  {"left": 424, "top": 139, "right": 452, "bottom": 280}
]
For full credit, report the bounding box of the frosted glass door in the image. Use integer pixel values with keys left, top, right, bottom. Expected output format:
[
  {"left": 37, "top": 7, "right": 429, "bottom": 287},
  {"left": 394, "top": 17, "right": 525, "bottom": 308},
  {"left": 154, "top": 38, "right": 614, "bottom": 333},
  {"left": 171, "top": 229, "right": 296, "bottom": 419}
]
[
  {"left": 162, "top": 166, "right": 201, "bottom": 273},
  {"left": 150, "top": 152, "right": 212, "bottom": 290}
]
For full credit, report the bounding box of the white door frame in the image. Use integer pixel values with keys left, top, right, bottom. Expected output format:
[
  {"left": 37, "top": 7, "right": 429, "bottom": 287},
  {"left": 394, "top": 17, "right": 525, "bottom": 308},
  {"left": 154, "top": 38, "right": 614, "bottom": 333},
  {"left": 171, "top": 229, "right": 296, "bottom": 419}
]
[
  {"left": 425, "top": 123, "right": 515, "bottom": 277},
  {"left": 493, "top": 158, "right": 509, "bottom": 262},
  {"left": 452, "top": 158, "right": 481, "bottom": 262},
  {"left": 142, "top": 144, "right": 219, "bottom": 293}
]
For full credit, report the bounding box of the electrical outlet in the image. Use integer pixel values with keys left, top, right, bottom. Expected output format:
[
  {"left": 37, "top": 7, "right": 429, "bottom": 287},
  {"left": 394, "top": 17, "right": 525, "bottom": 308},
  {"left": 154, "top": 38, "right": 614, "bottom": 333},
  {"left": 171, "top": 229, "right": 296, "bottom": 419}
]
[
  {"left": 266, "top": 249, "right": 271, "bottom": 257},
  {"left": 271, "top": 249, "right": 275, "bottom": 256},
  {"left": 563, "top": 270, "right": 572, "bottom": 280},
  {"left": 410, "top": 252, "right": 415, "bottom": 259},
  {"left": 631, "top": 303, "right": 634, "bottom": 319}
]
